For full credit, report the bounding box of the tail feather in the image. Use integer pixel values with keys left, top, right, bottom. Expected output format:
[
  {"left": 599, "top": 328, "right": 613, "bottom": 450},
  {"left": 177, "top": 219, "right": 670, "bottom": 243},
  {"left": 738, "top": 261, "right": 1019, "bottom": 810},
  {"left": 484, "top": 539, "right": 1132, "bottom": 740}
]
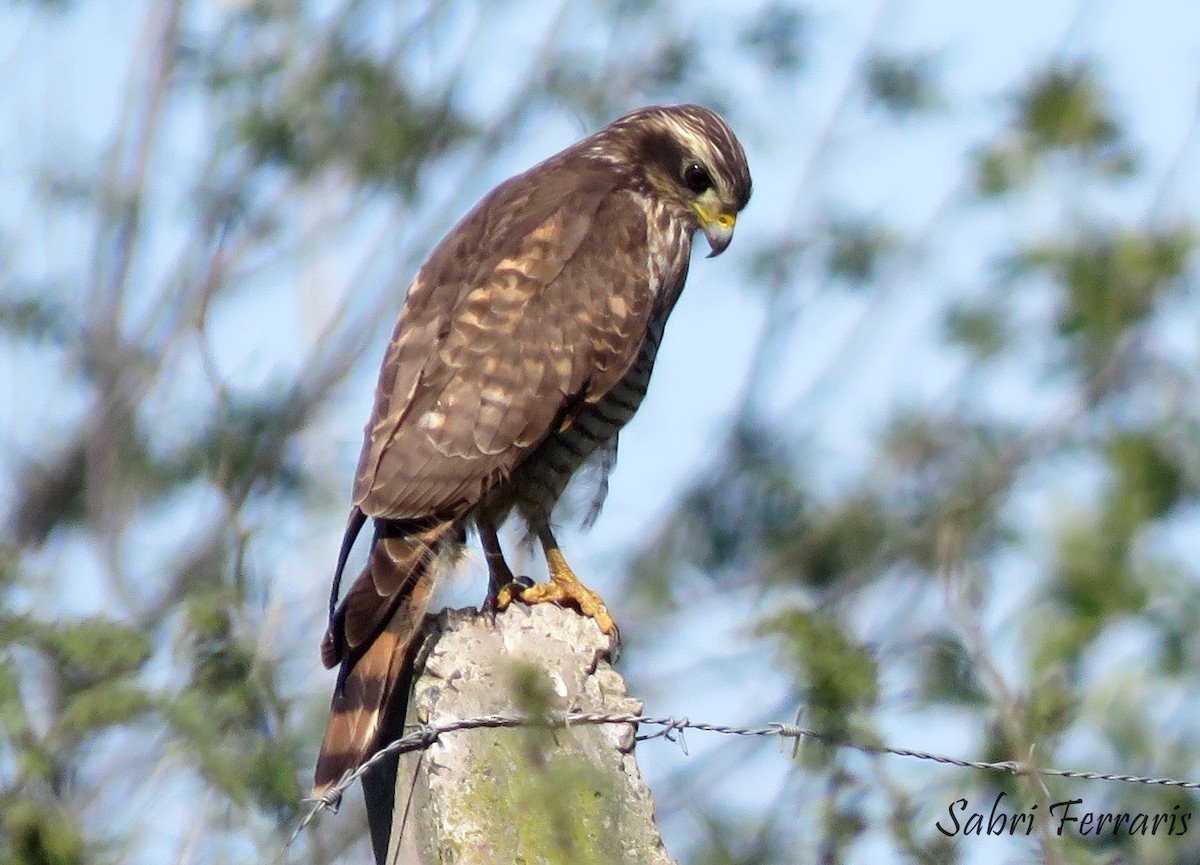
[{"left": 312, "top": 521, "right": 450, "bottom": 798}]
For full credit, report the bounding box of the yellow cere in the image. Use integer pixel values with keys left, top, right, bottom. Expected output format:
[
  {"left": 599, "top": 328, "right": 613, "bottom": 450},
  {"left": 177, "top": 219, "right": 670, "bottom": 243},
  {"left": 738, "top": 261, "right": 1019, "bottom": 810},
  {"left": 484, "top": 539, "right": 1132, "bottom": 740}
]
[{"left": 692, "top": 202, "right": 736, "bottom": 229}]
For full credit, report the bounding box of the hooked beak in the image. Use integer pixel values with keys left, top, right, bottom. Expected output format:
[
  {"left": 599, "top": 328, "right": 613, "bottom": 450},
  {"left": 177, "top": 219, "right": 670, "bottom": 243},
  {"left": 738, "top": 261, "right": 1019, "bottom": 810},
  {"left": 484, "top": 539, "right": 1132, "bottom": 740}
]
[{"left": 697, "top": 208, "right": 737, "bottom": 257}]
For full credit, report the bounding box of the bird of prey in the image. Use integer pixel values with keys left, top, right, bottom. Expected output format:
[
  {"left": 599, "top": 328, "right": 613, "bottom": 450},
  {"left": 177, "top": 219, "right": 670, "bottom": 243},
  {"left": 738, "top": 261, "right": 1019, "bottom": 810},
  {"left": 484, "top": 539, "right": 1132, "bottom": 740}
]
[{"left": 313, "top": 104, "right": 752, "bottom": 797}]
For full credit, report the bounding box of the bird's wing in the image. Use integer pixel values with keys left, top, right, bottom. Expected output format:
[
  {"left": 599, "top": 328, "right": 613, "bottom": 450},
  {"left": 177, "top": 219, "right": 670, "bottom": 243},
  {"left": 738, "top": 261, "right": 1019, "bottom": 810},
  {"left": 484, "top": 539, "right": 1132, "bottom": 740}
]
[{"left": 353, "top": 165, "right": 658, "bottom": 519}]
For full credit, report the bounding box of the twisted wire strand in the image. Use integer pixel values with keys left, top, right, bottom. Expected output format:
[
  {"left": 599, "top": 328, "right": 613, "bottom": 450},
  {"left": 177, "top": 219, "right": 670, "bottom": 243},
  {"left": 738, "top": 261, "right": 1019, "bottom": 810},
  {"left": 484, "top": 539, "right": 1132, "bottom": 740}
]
[{"left": 289, "top": 710, "right": 1200, "bottom": 845}]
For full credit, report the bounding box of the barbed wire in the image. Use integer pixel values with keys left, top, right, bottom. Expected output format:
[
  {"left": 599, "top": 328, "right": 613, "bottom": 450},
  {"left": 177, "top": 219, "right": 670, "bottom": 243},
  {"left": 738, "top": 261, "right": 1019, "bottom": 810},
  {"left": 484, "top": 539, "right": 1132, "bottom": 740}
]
[{"left": 290, "top": 709, "right": 1200, "bottom": 845}]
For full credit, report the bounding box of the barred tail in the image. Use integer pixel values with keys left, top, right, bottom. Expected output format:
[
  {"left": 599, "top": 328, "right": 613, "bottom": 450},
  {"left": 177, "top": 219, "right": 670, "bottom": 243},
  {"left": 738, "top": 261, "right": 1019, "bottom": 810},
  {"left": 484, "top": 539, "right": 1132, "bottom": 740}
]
[{"left": 312, "top": 520, "right": 454, "bottom": 798}]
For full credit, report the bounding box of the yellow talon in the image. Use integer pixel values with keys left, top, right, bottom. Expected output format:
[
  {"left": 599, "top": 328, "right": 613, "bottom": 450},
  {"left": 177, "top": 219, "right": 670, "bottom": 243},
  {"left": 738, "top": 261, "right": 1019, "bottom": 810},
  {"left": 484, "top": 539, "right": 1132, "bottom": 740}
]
[
  {"left": 495, "top": 548, "right": 617, "bottom": 637},
  {"left": 494, "top": 581, "right": 519, "bottom": 611}
]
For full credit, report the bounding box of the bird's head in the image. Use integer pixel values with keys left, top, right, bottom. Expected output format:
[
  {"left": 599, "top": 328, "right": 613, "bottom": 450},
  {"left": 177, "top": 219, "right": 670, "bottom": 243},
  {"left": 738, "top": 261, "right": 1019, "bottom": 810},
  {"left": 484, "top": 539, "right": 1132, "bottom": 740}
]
[{"left": 593, "top": 104, "right": 752, "bottom": 257}]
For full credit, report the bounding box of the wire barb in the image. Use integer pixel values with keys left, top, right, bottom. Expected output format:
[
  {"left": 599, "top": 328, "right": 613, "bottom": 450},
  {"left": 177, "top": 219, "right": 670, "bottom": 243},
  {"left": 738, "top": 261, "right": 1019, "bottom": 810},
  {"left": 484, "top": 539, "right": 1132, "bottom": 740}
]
[{"left": 637, "top": 715, "right": 690, "bottom": 755}]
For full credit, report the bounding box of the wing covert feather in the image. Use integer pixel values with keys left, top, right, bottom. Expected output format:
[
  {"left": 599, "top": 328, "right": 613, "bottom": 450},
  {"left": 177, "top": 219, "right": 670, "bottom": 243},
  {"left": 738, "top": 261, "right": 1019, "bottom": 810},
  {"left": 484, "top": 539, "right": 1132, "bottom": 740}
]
[{"left": 354, "top": 170, "right": 657, "bottom": 520}]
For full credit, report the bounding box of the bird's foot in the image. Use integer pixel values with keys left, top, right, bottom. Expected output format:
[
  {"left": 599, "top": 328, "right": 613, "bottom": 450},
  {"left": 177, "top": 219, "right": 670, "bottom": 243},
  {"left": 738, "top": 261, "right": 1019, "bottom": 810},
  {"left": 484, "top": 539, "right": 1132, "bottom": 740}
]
[
  {"left": 494, "top": 548, "right": 618, "bottom": 638},
  {"left": 485, "top": 574, "right": 533, "bottom": 615}
]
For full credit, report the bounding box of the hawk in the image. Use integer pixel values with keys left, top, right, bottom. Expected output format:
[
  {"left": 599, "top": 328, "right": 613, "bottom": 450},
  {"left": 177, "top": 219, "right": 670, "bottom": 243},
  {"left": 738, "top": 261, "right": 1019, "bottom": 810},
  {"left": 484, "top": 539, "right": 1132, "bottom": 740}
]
[{"left": 314, "top": 104, "right": 752, "bottom": 797}]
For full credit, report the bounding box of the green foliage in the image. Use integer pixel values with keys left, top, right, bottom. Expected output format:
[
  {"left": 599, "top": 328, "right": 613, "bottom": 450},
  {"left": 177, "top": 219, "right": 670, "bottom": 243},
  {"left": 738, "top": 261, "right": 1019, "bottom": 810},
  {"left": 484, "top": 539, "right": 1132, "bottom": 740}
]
[
  {"left": 774, "top": 494, "right": 891, "bottom": 589},
  {"left": 738, "top": 5, "right": 809, "bottom": 75},
  {"left": 236, "top": 37, "right": 475, "bottom": 194},
  {"left": 1033, "top": 430, "right": 1188, "bottom": 672},
  {"left": 2, "top": 801, "right": 88, "bottom": 865},
  {"left": 880, "top": 414, "right": 1019, "bottom": 571},
  {"left": 864, "top": 52, "right": 943, "bottom": 118},
  {"left": 1049, "top": 518, "right": 1144, "bottom": 620},
  {"left": 917, "top": 632, "right": 988, "bottom": 706},
  {"left": 974, "top": 61, "right": 1137, "bottom": 196},
  {"left": 942, "top": 301, "right": 1010, "bottom": 360},
  {"left": 823, "top": 214, "right": 899, "bottom": 288},
  {"left": 973, "top": 138, "right": 1034, "bottom": 197},
  {"left": 174, "top": 594, "right": 305, "bottom": 820},
  {"left": 1018, "top": 228, "right": 1193, "bottom": 376},
  {"left": 1021, "top": 671, "right": 1078, "bottom": 743},
  {"left": 757, "top": 608, "right": 878, "bottom": 741},
  {"left": 1015, "top": 64, "right": 1129, "bottom": 163},
  {"left": 182, "top": 388, "right": 312, "bottom": 497},
  {"left": 14, "top": 617, "right": 151, "bottom": 694},
  {"left": 1104, "top": 432, "right": 1185, "bottom": 529},
  {"left": 57, "top": 683, "right": 153, "bottom": 737},
  {"left": 186, "top": 597, "right": 257, "bottom": 707}
]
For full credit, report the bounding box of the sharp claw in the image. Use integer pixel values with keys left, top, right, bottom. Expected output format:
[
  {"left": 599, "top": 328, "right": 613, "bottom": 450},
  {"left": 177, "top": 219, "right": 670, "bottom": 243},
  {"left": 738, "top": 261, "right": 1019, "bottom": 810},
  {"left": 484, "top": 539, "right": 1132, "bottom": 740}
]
[{"left": 488, "top": 575, "right": 535, "bottom": 613}]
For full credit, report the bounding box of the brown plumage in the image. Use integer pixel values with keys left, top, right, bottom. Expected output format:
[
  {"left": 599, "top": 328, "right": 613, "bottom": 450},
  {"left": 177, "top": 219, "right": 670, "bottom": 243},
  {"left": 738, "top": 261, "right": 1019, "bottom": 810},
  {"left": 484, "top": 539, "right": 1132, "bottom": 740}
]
[{"left": 314, "top": 104, "right": 752, "bottom": 798}]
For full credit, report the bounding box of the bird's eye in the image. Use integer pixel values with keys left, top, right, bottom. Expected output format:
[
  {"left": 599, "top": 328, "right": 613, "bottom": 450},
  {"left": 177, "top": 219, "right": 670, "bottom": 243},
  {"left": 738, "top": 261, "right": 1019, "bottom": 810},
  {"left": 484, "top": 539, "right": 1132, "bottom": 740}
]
[{"left": 683, "top": 162, "right": 713, "bottom": 194}]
